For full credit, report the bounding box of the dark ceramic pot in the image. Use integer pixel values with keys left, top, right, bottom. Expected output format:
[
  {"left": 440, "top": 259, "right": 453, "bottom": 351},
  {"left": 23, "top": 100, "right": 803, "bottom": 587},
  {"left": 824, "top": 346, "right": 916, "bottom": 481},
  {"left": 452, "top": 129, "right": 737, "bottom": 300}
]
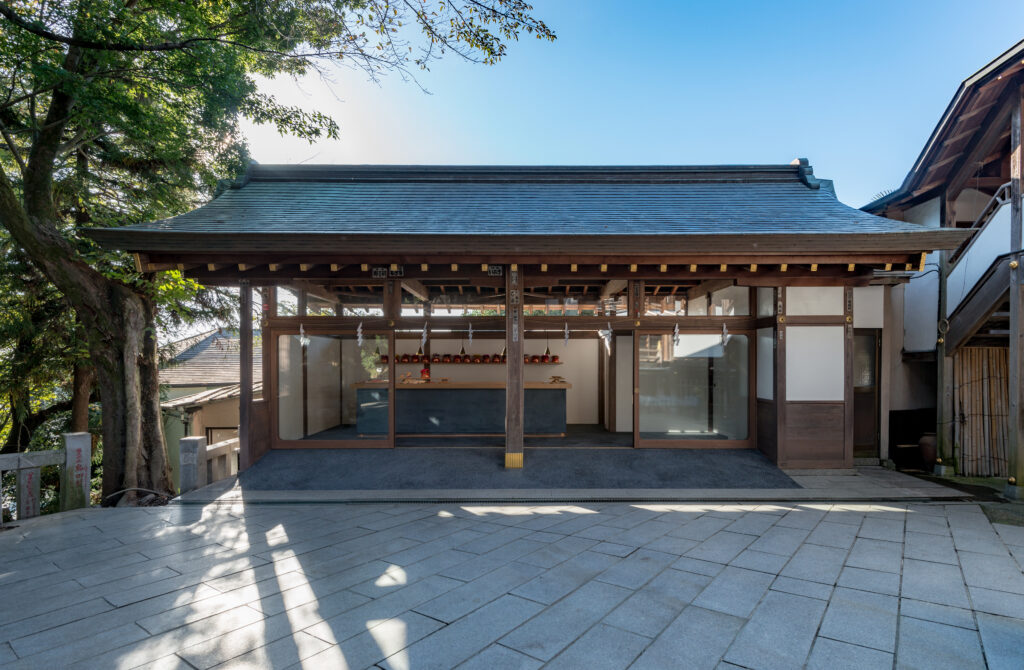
[{"left": 919, "top": 432, "right": 937, "bottom": 469}]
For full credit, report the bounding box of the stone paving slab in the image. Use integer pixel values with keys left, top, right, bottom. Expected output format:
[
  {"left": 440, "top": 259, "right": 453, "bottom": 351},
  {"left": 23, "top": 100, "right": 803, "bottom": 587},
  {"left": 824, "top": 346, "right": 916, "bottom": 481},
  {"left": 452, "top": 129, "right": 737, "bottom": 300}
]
[{"left": 2, "top": 500, "right": 1022, "bottom": 669}]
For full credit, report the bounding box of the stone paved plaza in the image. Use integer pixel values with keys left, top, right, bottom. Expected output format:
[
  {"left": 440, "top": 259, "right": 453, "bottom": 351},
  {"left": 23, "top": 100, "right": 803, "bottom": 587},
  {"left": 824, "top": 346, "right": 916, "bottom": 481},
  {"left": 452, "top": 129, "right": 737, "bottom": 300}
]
[{"left": 1, "top": 501, "right": 1023, "bottom": 669}]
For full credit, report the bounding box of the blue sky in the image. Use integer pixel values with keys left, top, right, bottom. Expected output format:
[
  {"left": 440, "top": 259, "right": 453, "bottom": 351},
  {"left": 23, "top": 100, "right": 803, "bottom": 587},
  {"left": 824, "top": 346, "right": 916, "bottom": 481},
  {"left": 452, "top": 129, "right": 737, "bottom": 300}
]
[{"left": 241, "top": 1, "right": 1024, "bottom": 208}]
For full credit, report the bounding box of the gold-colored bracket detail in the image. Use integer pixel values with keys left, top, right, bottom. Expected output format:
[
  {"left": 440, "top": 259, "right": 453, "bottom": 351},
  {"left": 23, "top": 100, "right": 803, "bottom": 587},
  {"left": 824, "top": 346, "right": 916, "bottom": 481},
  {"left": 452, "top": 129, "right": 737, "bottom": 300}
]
[
  {"left": 810, "top": 263, "right": 818, "bottom": 272},
  {"left": 505, "top": 452, "right": 524, "bottom": 469},
  {"left": 918, "top": 252, "right": 927, "bottom": 272},
  {"left": 780, "top": 264, "right": 788, "bottom": 272}
]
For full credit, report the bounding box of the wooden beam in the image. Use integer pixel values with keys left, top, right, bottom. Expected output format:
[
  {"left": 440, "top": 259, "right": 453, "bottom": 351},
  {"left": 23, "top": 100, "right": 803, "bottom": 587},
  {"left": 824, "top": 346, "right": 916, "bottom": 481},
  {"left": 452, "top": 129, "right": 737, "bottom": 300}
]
[
  {"left": 601, "top": 279, "right": 629, "bottom": 299},
  {"left": 947, "top": 86, "right": 1017, "bottom": 198},
  {"left": 401, "top": 279, "right": 430, "bottom": 302},
  {"left": 688, "top": 279, "right": 734, "bottom": 301}
]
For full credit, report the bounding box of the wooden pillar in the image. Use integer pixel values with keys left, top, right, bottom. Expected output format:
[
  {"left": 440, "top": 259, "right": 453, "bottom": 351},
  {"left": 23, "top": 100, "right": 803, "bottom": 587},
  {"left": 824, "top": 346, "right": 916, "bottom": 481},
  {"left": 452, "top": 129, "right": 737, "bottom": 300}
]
[
  {"left": 775, "top": 287, "right": 788, "bottom": 466},
  {"left": 505, "top": 266, "right": 524, "bottom": 468},
  {"left": 936, "top": 194, "right": 955, "bottom": 468},
  {"left": 238, "top": 280, "right": 254, "bottom": 470},
  {"left": 844, "top": 286, "right": 855, "bottom": 468},
  {"left": 1008, "top": 86, "right": 1024, "bottom": 498}
]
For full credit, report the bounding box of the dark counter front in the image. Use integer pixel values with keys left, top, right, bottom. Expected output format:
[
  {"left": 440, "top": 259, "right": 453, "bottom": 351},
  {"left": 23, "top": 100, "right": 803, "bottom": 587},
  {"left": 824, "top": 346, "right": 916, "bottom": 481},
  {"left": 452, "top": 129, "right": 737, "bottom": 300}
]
[{"left": 355, "top": 383, "right": 570, "bottom": 435}]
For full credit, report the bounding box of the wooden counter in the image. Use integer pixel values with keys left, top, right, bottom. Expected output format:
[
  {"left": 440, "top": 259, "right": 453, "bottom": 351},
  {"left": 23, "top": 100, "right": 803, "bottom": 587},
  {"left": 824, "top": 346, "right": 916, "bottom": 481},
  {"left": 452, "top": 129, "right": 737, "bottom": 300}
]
[
  {"left": 353, "top": 381, "right": 570, "bottom": 435},
  {"left": 353, "top": 381, "right": 571, "bottom": 390}
]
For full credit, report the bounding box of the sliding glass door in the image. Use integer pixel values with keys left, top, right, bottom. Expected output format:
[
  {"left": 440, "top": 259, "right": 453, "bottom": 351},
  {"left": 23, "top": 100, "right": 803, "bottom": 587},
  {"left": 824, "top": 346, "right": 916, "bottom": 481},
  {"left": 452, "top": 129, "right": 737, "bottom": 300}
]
[{"left": 636, "top": 331, "right": 752, "bottom": 447}]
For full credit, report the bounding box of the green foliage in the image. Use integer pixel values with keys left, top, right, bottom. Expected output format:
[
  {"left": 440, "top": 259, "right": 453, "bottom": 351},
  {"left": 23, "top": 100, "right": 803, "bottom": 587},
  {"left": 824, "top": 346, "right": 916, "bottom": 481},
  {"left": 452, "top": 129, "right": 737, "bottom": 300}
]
[{"left": 0, "top": 0, "right": 553, "bottom": 502}]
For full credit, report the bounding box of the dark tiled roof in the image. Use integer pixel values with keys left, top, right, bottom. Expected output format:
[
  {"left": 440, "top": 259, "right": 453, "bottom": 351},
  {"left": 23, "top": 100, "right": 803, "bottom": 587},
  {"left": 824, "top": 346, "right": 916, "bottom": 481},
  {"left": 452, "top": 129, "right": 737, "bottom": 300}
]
[
  {"left": 159, "top": 329, "right": 262, "bottom": 387},
  {"left": 85, "top": 162, "right": 969, "bottom": 252},
  {"left": 162, "top": 382, "right": 263, "bottom": 409}
]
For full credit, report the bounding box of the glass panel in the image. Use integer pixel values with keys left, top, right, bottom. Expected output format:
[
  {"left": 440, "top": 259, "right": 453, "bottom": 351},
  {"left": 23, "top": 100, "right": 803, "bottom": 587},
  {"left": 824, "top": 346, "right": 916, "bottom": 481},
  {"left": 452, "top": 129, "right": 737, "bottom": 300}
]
[
  {"left": 306, "top": 294, "right": 337, "bottom": 316},
  {"left": 853, "top": 334, "right": 877, "bottom": 388},
  {"left": 710, "top": 286, "right": 749, "bottom": 316},
  {"left": 687, "top": 294, "right": 708, "bottom": 315},
  {"left": 645, "top": 295, "right": 687, "bottom": 316},
  {"left": 276, "top": 287, "right": 300, "bottom": 316},
  {"left": 757, "top": 288, "right": 775, "bottom": 317},
  {"left": 638, "top": 333, "right": 748, "bottom": 440},
  {"left": 277, "top": 333, "right": 388, "bottom": 440},
  {"left": 602, "top": 295, "right": 628, "bottom": 316}
]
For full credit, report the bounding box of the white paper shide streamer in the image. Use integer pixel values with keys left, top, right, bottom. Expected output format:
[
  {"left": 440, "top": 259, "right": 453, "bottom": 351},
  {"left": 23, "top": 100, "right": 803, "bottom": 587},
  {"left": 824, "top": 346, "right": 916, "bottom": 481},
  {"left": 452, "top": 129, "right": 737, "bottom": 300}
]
[
  {"left": 564, "top": 322, "right": 570, "bottom": 347},
  {"left": 598, "top": 322, "right": 612, "bottom": 355},
  {"left": 356, "top": 321, "right": 364, "bottom": 347}
]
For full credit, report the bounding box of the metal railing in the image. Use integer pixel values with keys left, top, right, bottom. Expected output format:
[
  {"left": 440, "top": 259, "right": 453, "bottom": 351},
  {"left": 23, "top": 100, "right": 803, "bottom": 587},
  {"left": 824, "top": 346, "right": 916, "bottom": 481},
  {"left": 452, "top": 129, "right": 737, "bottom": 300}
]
[{"left": 0, "top": 433, "right": 92, "bottom": 522}]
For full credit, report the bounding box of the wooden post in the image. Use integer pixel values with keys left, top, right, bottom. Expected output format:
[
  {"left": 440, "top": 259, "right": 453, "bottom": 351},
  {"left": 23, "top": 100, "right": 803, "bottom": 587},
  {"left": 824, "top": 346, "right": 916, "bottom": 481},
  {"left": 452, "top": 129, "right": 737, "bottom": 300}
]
[
  {"left": 937, "top": 195, "right": 955, "bottom": 469},
  {"left": 239, "top": 280, "right": 254, "bottom": 470},
  {"left": 844, "top": 286, "right": 854, "bottom": 468},
  {"left": 505, "top": 266, "right": 524, "bottom": 468},
  {"left": 1007, "top": 86, "right": 1024, "bottom": 499},
  {"left": 775, "top": 287, "right": 787, "bottom": 466}
]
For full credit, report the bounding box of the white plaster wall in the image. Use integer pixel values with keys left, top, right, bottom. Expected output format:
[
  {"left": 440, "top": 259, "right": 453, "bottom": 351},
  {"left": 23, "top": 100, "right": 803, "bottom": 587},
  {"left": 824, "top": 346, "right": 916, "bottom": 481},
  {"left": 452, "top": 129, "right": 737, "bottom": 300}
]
[
  {"left": 757, "top": 328, "right": 774, "bottom": 400},
  {"left": 955, "top": 188, "right": 993, "bottom": 224},
  {"left": 306, "top": 336, "right": 341, "bottom": 435},
  {"left": 904, "top": 197, "right": 941, "bottom": 228},
  {"left": 786, "top": 326, "right": 845, "bottom": 401},
  {"left": 853, "top": 286, "right": 884, "bottom": 328},
  {"left": 885, "top": 285, "right": 936, "bottom": 411},
  {"left": 947, "top": 204, "right": 1011, "bottom": 316},
  {"left": 615, "top": 335, "right": 633, "bottom": 432},
  {"left": 901, "top": 196, "right": 940, "bottom": 352},
  {"left": 277, "top": 335, "right": 303, "bottom": 439},
  {"left": 395, "top": 337, "right": 598, "bottom": 424},
  {"left": 903, "top": 259, "right": 939, "bottom": 351},
  {"left": 786, "top": 287, "right": 844, "bottom": 315}
]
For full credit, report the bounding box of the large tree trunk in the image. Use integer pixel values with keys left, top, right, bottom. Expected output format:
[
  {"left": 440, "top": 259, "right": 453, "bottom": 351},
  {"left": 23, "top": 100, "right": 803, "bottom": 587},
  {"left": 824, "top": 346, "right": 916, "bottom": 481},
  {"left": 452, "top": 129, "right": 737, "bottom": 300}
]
[
  {"left": 70, "top": 362, "right": 94, "bottom": 433},
  {"left": 84, "top": 281, "right": 173, "bottom": 505}
]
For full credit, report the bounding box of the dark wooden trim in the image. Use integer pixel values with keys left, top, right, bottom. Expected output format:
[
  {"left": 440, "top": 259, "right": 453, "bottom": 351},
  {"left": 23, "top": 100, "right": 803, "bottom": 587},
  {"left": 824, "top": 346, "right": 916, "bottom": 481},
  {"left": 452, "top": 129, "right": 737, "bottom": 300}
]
[
  {"left": 775, "top": 288, "right": 788, "bottom": 465},
  {"left": 632, "top": 330, "right": 639, "bottom": 449},
  {"left": 608, "top": 336, "right": 617, "bottom": 432},
  {"left": 238, "top": 281, "right": 253, "bottom": 470},
  {"left": 597, "top": 341, "right": 606, "bottom": 427},
  {"left": 387, "top": 329, "right": 396, "bottom": 449},
  {"left": 783, "top": 316, "right": 847, "bottom": 325},
  {"left": 301, "top": 330, "right": 308, "bottom": 436},
  {"left": 844, "top": 287, "right": 855, "bottom": 468},
  {"left": 1009, "top": 84, "right": 1024, "bottom": 485}
]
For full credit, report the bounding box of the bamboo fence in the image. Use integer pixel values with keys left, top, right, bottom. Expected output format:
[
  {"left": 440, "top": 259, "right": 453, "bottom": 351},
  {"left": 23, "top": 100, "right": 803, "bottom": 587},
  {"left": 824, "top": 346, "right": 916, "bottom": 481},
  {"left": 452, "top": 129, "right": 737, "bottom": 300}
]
[{"left": 954, "top": 347, "right": 1009, "bottom": 476}]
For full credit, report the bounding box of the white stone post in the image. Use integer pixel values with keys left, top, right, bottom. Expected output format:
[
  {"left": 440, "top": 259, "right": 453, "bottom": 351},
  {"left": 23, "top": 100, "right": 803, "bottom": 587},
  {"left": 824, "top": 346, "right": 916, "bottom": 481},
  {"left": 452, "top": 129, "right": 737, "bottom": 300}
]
[
  {"left": 17, "top": 467, "right": 41, "bottom": 519},
  {"left": 179, "top": 436, "right": 207, "bottom": 494},
  {"left": 61, "top": 432, "right": 92, "bottom": 510}
]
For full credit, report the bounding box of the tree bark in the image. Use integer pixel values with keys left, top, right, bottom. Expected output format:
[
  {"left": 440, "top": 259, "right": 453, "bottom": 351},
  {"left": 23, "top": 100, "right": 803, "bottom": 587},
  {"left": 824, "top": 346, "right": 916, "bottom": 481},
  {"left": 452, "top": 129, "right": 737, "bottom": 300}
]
[{"left": 70, "top": 362, "right": 94, "bottom": 433}]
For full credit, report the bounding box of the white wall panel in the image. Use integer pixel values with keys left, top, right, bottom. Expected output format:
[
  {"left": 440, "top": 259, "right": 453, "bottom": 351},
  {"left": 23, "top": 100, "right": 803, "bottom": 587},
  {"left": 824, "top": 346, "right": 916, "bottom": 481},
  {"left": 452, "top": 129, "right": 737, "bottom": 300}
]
[
  {"left": 786, "top": 326, "right": 845, "bottom": 401},
  {"left": 786, "top": 287, "right": 844, "bottom": 316},
  {"left": 757, "top": 328, "right": 774, "bottom": 400},
  {"left": 853, "top": 286, "right": 884, "bottom": 328}
]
